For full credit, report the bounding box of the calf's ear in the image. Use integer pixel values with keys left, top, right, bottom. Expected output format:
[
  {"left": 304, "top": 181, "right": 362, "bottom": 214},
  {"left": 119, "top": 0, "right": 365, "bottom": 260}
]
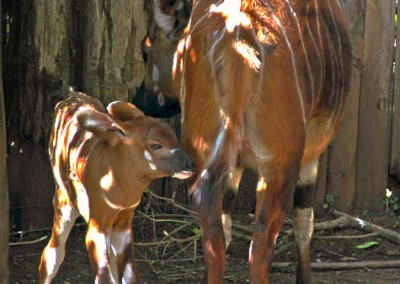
[
  {"left": 107, "top": 101, "right": 144, "bottom": 123},
  {"left": 77, "top": 108, "right": 126, "bottom": 146}
]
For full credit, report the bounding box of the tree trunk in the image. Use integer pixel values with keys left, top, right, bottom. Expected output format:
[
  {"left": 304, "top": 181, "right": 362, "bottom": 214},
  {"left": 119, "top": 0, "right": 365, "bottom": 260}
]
[
  {"left": 81, "top": 0, "right": 147, "bottom": 103},
  {"left": 3, "top": 0, "right": 147, "bottom": 230},
  {"left": 0, "top": 0, "right": 10, "bottom": 281},
  {"left": 4, "top": 0, "right": 74, "bottom": 230}
]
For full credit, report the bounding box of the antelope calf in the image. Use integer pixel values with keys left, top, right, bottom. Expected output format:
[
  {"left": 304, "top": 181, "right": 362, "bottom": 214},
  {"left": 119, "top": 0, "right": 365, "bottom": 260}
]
[{"left": 39, "top": 92, "right": 194, "bottom": 283}]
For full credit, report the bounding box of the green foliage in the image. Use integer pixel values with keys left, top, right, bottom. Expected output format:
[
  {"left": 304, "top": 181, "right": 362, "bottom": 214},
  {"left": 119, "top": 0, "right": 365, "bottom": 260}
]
[
  {"left": 192, "top": 227, "right": 201, "bottom": 236},
  {"left": 383, "top": 189, "right": 399, "bottom": 214},
  {"left": 393, "top": 218, "right": 400, "bottom": 228},
  {"left": 324, "top": 194, "right": 335, "bottom": 209},
  {"left": 360, "top": 209, "right": 369, "bottom": 218},
  {"left": 355, "top": 241, "right": 379, "bottom": 249}
]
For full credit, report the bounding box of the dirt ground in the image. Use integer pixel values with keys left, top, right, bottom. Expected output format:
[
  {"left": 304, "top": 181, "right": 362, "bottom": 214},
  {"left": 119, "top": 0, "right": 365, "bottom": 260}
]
[{"left": 9, "top": 206, "right": 400, "bottom": 284}]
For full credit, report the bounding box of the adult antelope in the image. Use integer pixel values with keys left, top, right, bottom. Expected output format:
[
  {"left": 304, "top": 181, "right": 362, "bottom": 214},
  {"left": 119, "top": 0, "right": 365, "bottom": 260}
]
[
  {"left": 139, "top": 0, "right": 352, "bottom": 283},
  {"left": 38, "top": 92, "right": 194, "bottom": 283}
]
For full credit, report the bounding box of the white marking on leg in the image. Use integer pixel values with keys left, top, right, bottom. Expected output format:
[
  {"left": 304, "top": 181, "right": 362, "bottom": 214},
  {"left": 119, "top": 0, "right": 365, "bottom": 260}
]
[
  {"left": 89, "top": 231, "right": 109, "bottom": 269},
  {"left": 222, "top": 213, "right": 233, "bottom": 248},
  {"left": 58, "top": 204, "right": 75, "bottom": 235},
  {"left": 122, "top": 264, "right": 134, "bottom": 284},
  {"left": 298, "top": 160, "right": 318, "bottom": 186},
  {"left": 293, "top": 207, "right": 314, "bottom": 253},
  {"left": 74, "top": 180, "right": 90, "bottom": 222},
  {"left": 43, "top": 246, "right": 64, "bottom": 282},
  {"left": 111, "top": 230, "right": 131, "bottom": 255}
]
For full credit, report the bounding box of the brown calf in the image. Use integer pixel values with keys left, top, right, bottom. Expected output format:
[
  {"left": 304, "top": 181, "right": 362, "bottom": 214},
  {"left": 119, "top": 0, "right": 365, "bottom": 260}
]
[
  {"left": 38, "top": 92, "right": 194, "bottom": 283},
  {"left": 138, "top": 0, "right": 352, "bottom": 283}
]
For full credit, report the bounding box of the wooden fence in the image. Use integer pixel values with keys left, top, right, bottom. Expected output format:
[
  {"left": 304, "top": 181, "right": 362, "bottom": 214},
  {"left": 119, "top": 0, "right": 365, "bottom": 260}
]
[
  {"left": 1, "top": 0, "right": 400, "bottom": 232},
  {"left": 314, "top": 0, "right": 397, "bottom": 212}
]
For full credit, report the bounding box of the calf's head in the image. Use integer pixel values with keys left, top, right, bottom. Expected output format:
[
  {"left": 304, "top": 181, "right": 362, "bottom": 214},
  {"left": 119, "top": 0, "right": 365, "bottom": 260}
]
[{"left": 77, "top": 100, "right": 194, "bottom": 180}]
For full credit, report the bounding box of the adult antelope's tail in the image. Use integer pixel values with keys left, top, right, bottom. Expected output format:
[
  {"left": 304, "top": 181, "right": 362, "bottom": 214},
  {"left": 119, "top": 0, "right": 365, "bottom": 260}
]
[{"left": 193, "top": 22, "right": 264, "bottom": 211}]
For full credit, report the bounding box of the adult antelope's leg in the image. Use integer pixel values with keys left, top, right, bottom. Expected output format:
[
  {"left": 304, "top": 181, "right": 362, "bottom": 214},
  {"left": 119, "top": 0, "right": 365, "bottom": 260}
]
[
  {"left": 110, "top": 210, "right": 141, "bottom": 284},
  {"left": 193, "top": 163, "right": 228, "bottom": 283},
  {"left": 85, "top": 219, "right": 117, "bottom": 283},
  {"left": 250, "top": 168, "right": 300, "bottom": 283},
  {"left": 39, "top": 188, "right": 79, "bottom": 284},
  {"left": 293, "top": 160, "right": 319, "bottom": 284},
  {"left": 222, "top": 168, "right": 243, "bottom": 248}
]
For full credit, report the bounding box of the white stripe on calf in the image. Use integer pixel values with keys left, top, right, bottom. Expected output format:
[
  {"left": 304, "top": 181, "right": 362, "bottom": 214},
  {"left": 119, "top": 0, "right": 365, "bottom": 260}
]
[
  {"left": 58, "top": 205, "right": 76, "bottom": 236},
  {"left": 44, "top": 246, "right": 64, "bottom": 281},
  {"left": 122, "top": 264, "right": 134, "bottom": 284},
  {"left": 111, "top": 230, "right": 132, "bottom": 256}
]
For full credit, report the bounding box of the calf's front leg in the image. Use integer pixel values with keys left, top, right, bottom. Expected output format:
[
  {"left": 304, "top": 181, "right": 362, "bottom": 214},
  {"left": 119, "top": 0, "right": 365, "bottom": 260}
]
[
  {"left": 86, "top": 220, "right": 118, "bottom": 283},
  {"left": 110, "top": 210, "right": 141, "bottom": 283}
]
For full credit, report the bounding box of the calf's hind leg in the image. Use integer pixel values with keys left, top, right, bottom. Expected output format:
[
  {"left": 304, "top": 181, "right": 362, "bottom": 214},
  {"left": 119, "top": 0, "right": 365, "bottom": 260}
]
[{"left": 39, "top": 188, "right": 79, "bottom": 284}]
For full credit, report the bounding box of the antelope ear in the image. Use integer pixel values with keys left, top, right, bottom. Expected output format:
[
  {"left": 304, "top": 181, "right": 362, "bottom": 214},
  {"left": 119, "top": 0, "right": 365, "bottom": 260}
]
[
  {"left": 77, "top": 108, "right": 126, "bottom": 146},
  {"left": 107, "top": 101, "right": 144, "bottom": 122}
]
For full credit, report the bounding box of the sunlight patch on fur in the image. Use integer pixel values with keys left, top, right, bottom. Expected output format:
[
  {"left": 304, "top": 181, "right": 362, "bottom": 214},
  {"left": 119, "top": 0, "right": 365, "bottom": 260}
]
[{"left": 233, "top": 40, "right": 261, "bottom": 71}]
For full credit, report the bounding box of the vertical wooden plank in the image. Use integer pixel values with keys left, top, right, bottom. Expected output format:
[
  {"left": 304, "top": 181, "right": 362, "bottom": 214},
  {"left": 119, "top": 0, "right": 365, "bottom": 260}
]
[
  {"left": 390, "top": 1, "right": 400, "bottom": 180},
  {"left": 315, "top": 151, "right": 328, "bottom": 211},
  {"left": 356, "top": 0, "right": 395, "bottom": 210},
  {"left": 326, "top": 63, "right": 362, "bottom": 211},
  {"left": 323, "top": 0, "right": 365, "bottom": 212},
  {"left": 0, "top": 0, "right": 10, "bottom": 281}
]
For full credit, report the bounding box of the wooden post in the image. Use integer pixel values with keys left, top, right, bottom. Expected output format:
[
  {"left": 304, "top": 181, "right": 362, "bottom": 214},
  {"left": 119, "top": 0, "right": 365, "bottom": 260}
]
[
  {"left": 0, "top": 0, "right": 10, "bottom": 281},
  {"left": 355, "top": 0, "right": 395, "bottom": 210}
]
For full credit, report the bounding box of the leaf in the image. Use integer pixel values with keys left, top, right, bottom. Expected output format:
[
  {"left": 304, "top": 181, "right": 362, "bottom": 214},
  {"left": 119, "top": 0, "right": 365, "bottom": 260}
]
[
  {"left": 192, "top": 227, "right": 201, "bottom": 235},
  {"left": 355, "top": 241, "right": 379, "bottom": 249}
]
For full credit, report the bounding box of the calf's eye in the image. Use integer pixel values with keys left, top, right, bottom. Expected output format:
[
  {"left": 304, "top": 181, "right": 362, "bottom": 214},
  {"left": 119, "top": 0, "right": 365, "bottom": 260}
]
[{"left": 149, "top": 143, "right": 162, "bottom": 150}]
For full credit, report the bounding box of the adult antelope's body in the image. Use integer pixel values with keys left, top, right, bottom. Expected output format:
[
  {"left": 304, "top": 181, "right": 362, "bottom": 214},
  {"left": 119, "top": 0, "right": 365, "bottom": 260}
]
[
  {"left": 39, "top": 92, "right": 194, "bottom": 283},
  {"left": 140, "top": 0, "right": 352, "bottom": 283}
]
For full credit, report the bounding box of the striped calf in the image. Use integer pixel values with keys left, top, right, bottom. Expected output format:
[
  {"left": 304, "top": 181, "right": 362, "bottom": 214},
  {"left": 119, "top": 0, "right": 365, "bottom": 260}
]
[
  {"left": 38, "top": 92, "right": 194, "bottom": 283},
  {"left": 172, "top": 0, "right": 352, "bottom": 283}
]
